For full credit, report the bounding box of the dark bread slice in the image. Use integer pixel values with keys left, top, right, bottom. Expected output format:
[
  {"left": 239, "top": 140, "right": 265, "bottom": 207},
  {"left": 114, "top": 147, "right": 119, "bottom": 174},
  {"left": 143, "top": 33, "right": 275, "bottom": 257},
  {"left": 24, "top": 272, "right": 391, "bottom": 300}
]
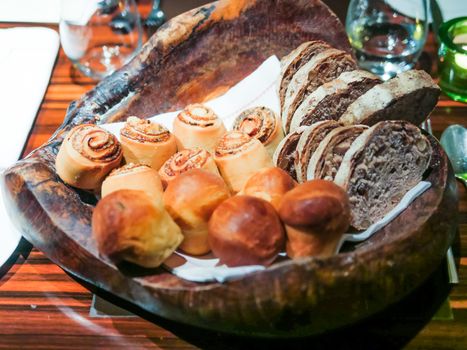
[
  {"left": 334, "top": 120, "right": 432, "bottom": 230},
  {"left": 289, "top": 70, "right": 381, "bottom": 132},
  {"left": 339, "top": 70, "right": 440, "bottom": 127},
  {"left": 278, "top": 40, "right": 332, "bottom": 109},
  {"left": 306, "top": 125, "right": 368, "bottom": 182},
  {"left": 272, "top": 126, "right": 308, "bottom": 180},
  {"left": 294, "top": 120, "right": 341, "bottom": 183},
  {"left": 282, "top": 49, "right": 356, "bottom": 133}
]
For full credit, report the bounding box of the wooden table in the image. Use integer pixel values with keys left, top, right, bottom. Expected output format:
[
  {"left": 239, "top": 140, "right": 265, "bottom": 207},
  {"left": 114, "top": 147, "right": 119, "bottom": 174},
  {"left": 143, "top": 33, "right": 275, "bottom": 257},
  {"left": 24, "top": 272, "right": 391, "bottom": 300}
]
[{"left": 1, "top": 2, "right": 466, "bottom": 349}]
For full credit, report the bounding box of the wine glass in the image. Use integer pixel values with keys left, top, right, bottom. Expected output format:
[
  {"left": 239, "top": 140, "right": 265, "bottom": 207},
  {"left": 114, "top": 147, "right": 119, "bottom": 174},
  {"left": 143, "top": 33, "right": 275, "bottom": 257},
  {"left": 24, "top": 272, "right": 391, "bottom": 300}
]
[
  {"left": 346, "top": 0, "right": 429, "bottom": 80},
  {"left": 59, "top": 0, "right": 143, "bottom": 80}
]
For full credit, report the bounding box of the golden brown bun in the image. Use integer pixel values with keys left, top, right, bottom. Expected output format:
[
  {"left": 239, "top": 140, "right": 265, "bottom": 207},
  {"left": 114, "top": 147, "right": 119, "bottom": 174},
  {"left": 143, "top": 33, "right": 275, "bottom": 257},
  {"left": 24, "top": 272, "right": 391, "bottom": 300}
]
[
  {"left": 92, "top": 190, "right": 183, "bottom": 268},
  {"left": 278, "top": 180, "right": 350, "bottom": 259},
  {"left": 158, "top": 148, "right": 220, "bottom": 188},
  {"left": 208, "top": 195, "right": 285, "bottom": 266},
  {"left": 173, "top": 104, "right": 227, "bottom": 153},
  {"left": 240, "top": 167, "right": 296, "bottom": 210},
  {"left": 101, "top": 163, "right": 163, "bottom": 205},
  {"left": 164, "top": 169, "right": 231, "bottom": 255},
  {"left": 55, "top": 124, "right": 122, "bottom": 190},
  {"left": 233, "top": 106, "right": 284, "bottom": 157},
  {"left": 120, "top": 116, "right": 177, "bottom": 170},
  {"left": 214, "top": 131, "right": 273, "bottom": 193}
]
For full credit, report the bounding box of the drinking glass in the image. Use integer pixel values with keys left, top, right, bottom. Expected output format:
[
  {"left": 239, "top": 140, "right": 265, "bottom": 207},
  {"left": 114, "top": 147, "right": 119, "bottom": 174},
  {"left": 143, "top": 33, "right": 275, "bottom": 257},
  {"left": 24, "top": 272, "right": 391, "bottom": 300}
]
[
  {"left": 60, "top": 0, "right": 143, "bottom": 80},
  {"left": 346, "top": 0, "right": 429, "bottom": 80}
]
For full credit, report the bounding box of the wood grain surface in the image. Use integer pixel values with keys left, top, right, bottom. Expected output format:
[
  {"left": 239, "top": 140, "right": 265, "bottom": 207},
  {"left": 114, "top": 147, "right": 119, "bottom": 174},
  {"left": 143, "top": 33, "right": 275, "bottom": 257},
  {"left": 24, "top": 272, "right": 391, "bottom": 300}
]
[{"left": 0, "top": 1, "right": 466, "bottom": 349}]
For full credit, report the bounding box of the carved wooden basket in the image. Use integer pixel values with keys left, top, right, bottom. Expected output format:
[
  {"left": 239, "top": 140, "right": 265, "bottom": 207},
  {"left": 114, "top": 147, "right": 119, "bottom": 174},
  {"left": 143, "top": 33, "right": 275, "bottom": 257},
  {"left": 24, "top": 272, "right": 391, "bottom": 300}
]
[{"left": 2, "top": 0, "right": 458, "bottom": 337}]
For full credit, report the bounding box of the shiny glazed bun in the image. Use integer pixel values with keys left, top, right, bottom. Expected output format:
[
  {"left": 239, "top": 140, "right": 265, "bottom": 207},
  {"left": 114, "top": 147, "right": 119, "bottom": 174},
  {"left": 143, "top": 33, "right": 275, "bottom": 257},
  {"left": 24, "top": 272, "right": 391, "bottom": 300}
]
[
  {"left": 240, "top": 167, "right": 296, "bottom": 210},
  {"left": 208, "top": 195, "right": 285, "bottom": 266},
  {"left": 55, "top": 124, "right": 122, "bottom": 190},
  {"left": 163, "top": 169, "right": 231, "bottom": 255},
  {"left": 92, "top": 190, "right": 183, "bottom": 268},
  {"left": 278, "top": 180, "right": 350, "bottom": 259},
  {"left": 101, "top": 163, "right": 163, "bottom": 204}
]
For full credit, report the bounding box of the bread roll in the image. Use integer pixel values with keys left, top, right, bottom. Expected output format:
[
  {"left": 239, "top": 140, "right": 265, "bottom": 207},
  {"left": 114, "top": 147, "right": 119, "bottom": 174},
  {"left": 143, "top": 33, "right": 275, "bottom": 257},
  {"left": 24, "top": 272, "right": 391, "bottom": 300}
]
[
  {"left": 101, "top": 163, "right": 163, "bottom": 204},
  {"left": 278, "top": 180, "right": 350, "bottom": 259},
  {"left": 240, "top": 167, "right": 296, "bottom": 210},
  {"left": 120, "top": 116, "right": 177, "bottom": 170},
  {"left": 173, "top": 104, "right": 227, "bottom": 153},
  {"left": 214, "top": 131, "right": 273, "bottom": 192},
  {"left": 92, "top": 190, "right": 183, "bottom": 268},
  {"left": 164, "top": 169, "right": 231, "bottom": 255},
  {"left": 56, "top": 124, "right": 122, "bottom": 191},
  {"left": 158, "top": 148, "right": 220, "bottom": 188},
  {"left": 208, "top": 195, "right": 285, "bottom": 266},
  {"left": 232, "top": 106, "right": 284, "bottom": 157}
]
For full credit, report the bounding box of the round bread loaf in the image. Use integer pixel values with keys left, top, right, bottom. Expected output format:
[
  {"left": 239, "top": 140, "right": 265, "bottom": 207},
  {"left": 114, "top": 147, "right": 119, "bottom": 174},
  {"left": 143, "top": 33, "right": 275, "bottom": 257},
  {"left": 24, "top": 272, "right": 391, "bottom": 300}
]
[
  {"left": 278, "top": 180, "right": 350, "bottom": 259},
  {"left": 164, "top": 169, "right": 231, "bottom": 255},
  {"left": 92, "top": 190, "right": 183, "bottom": 268},
  {"left": 208, "top": 195, "right": 285, "bottom": 266}
]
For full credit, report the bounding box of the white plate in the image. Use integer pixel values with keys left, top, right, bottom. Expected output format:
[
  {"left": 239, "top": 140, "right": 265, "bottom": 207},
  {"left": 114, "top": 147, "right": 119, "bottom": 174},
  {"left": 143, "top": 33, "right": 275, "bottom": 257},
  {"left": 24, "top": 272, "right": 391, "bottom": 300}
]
[
  {"left": 0, "top": 188, "right": 21, "bottom": 268},
  {"left": 387, "top": 0, "right": 467, "bottom": 22}
]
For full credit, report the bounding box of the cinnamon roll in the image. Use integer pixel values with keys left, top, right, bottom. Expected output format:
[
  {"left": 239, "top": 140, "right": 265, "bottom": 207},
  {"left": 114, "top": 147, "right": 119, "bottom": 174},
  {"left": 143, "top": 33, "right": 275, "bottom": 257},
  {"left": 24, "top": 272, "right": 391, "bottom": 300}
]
[
  {"left": 120, "top": 116, "right": 177, "bottom": 170},
  {"left": 173, "top": 104, "right": 227, "bottom": 153},
  {"left": 159, "top": 148, "right": 220, "bottom": 188},
  {"left": 101, "top": 163, "right": 164, "bottom": 204},
  {"left": 56, "top": 124, "right": 123, "bottom": 190},
  {"left": 233, "top": 106, "right": 284, "bottom": 157},
  {"left": 214, "top": 131, "right": 273, "bottom": 192}
]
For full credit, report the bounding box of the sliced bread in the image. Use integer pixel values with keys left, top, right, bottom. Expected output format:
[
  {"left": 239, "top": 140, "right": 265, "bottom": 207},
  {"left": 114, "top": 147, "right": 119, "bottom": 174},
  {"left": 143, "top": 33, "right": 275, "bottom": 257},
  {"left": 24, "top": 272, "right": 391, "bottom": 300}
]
[
  {"left": 289, "top": 70, "right": 381, "bottom": 132},
  {"left": 278, "top": 40, "right": 332, "bottom": 109},
  {"left": 282, "top": 48, "right": 356, "bottom": 133},
  {"left": 334, "top": 120, "right": 432, "bottom": 230},
  {"left": 306, "top": 125, "right": 368, "bottom": 182},
  {"left": 273, "top": 126, "right": 308, "bottom": 180},
  {"left": 294, "top": 120, "right": 341, "bottom": 183},
  {"left": 339, "top": 70, "right": 440, "bottom": 127}
]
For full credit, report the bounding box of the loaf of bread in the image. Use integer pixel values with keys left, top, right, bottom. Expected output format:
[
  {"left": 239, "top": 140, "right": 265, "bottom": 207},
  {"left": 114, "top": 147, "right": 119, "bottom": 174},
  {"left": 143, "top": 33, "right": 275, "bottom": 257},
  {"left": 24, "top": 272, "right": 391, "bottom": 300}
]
[
  {"left": 278, "top": 40, "right": 332, "bottom": 108},
  {"left": 92, "top": 190, "right": 183, "bottom": 268},
  {"left": 307, "top": 125, "right": 369, "bottom": 181},
  {"left": 278, "top": 180, "right": 350, "bottom": 259},
  {"left": 289, "top": 70, "right": 380, "bottom": 132},
  {"left": 208, "top": 195, "right": 285, "bottom": 266},
  {"left": 294, "top": 120, "right": 341, "bottom": 183},
  {"left": 273, "top": 126, "right": 308, "bottom": 180},
  {"left": 163, "top": 169, "right": 231, "bottom": 255},
  {"left": 334, "top": 120, "right": 432, "bottom": 230},
  {"left": 281, "top": 48, "right": 356, "bottom": 133},
  {"left": 339, "top": 70, "right": 440, "bottom": 126}
]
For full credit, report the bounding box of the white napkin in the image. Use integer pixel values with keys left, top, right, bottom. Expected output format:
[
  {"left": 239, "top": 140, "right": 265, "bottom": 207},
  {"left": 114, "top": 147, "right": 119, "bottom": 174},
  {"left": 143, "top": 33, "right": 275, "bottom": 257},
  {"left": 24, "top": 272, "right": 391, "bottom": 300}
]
[
  {"left": 101, "top": 55, "right": 281, "bottom": 135},
  {"left": 0, "top": 27, "right": 59, "bottom": 268},
  {"left": 0, "top": 0, "right": 60, "bottom": 24}
]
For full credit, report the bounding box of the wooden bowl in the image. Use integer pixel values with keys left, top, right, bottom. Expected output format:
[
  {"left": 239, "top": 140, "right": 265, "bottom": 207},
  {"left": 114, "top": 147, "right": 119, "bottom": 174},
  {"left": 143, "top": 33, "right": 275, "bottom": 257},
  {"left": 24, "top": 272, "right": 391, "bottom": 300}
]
[{"left": 2, "top": 0, "right": 458, "bottom": 337}]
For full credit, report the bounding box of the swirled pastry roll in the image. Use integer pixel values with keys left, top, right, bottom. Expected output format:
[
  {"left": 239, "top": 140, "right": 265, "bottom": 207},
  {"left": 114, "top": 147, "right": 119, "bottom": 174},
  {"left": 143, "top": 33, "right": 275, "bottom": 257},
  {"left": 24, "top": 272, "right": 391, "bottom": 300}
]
[
  {"left": 173, "top": 104, "right": 227, "bottom": 153},
  {"left": 56, "top": 124, "right": 123, "bottom": 190},
  {"left": 159, "top": 148, "right": 220, "bottom": 187},
  {"left": 101, "top": 163, "right": 163, "bottom": 204},
  {"left": 232, "top": 106, "right": 284, "bottom": 157},
  {"left": 120, "top": 116, "right": 177, "bottom": 170},
  {"left": 214, "top": 131, "right": 273, "bottom": 192}
]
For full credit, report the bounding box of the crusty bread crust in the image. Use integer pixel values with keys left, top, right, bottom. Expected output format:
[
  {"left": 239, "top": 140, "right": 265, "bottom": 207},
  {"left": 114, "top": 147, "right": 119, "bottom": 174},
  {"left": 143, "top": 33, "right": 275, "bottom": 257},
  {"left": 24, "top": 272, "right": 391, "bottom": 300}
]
[{"left": 339, "top": 70, "right": 440, "bottom": 126}]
